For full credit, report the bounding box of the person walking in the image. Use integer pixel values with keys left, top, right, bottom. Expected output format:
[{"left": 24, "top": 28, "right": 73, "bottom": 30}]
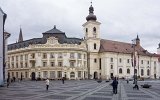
[
  {"left": 45, "top": 78, "right": 49, "bottom": 91},
  {"left": 112, "top": 77, "right": 118, "bottom": 94},
  {"left": 7, "top": 78, "right": 10, "bottom": 88},
  {"left": 62, "top": 77, "right": 65, "bottom": 84}
]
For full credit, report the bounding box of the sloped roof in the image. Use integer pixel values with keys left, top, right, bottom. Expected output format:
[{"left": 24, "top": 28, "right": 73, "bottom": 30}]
[
  {"left": 99, "top": 39, "right": 155, "bottom": 56},
  {"left": 44, "top": 26, "right": 64, "bottom": 34},
  {"left": 8, "top": 27, "right": 82, "bottom": 50}
]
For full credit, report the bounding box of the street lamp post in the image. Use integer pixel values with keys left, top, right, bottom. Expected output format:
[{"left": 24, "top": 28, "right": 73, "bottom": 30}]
[
  {"left": 132, "top": 39, "right": 138, "bottom": 89},
  {"left": 132, "top": 40, "right": 137, "bottom": 85}
]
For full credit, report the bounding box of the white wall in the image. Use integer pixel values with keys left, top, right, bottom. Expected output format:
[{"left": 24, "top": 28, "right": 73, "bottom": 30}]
[{"left": 0, "top": 10, "right": 4, "bottom": 85}]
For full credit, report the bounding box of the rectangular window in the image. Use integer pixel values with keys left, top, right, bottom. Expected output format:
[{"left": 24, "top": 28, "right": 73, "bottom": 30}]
[
  {"left": 70, "top": 53, "right": 75, "bottom": 58},
  {"left": 154, "top": 61, "right": 156, "bottom": 67},
  {"left": 99, "top": 58, "right": 101, "bottom": 70},
  {"left": 20, "top": 62, "right": 23, "bottom": 68},
  {"left": 43, "top": 71, "right": 48, "bottom": 78},
  {"left": 31, "top": 53, "right": 35, "bottom": 59},
  {"left": 78, "top": 71, "right": 81, "bottom": 78},
  {"left": 147, "top": 61, "right": 149, "bottom": 64},
  {"left": 57, "top": 71, "right": 62, "bottom": 78},
  {"left": 8, "top": 64, "right": 10, "bottom": 69},
  {"left": 70, "top": 61, "right": 75, "bottom": 67},
  {"left": 12, "top": 72, "right": 14, "bottom": 77},
  {"left": 25, "top": 54, "right": 28, "bottom": 60},
  {"left": 16, "top": 72, "right": 18, "bottom": 78},
  {"left": 43, "top": 62, "right": 47, "bottom": 67},
  {"left": 84, "top": 61, "right": 86, "bottom": 67},
  {"left": 58, "top": 53, "right": 63, "bottom": 58},
  {"left": 12, "top": 63, "right": 14, "bottom": 68},
  {"left": 25, "top": 62, "right": 28, "bottom": 68},
  {"left": 78, "top": 53, "right": 81, "bottom": 59},
  {"left": 16, "top": 56, "right": 18, "bottom": 61},
  {"left": 141, "top": 60, "right": 143, "bottom": 64},
  {"left": 110, "top": 58, "right": 113, "bottom": 62},
  {"left": 8, "top": 57, "right": 10, "bottom": 62},
  {"left": 16, "top": 63, "right": 18, "bottom": 68},
  {"left": 50, "top": 53, "right": 55, "bottom": 58},
  {"left": 43, "top": 53, "right": 47, "bottom": 59},
  {"left": 111, "top": 65, "right": 113, "bottom": 69},
  {"left": 50, "top": 71, "right": 55, "bottom": 79},
  {"left": 31, "top": 62, "right": 35, "bottom": 67},
  {"left": 50, "top": 62, "right": 55, "bottom": 67},
  {"left": 84, "top": 54, "right": 86, "bottom": 59},
  {"left": 94, "top": 59, "right": 97, "bottom": 63},
  {"left": 119, "top": 58, "right": 122, "bottom": 63},
  {"left": 20, "top": 55, "right": 23, "bottom": 61},
  {"left": 58, "top": 62, "right": 63, "bottom": 67},
  {"left": 12, "top": 56, "right": 14, "bottom": 61},
  {"left": 127, "top": 59, "right": 130, "bottom": 63}
]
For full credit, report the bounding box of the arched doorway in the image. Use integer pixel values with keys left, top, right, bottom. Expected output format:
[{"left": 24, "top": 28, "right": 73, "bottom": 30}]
[
  {"left": 31, "top": 72, "right": 36, "bottom": 80},
  {"left": 94, "top": 72, "right": 98, "bottom": 79},
  {"left": 70, "top": 72, "right": 75, "bottom": 79}
]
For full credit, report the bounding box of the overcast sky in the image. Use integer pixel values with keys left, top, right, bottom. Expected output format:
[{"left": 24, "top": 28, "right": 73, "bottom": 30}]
[{"left": 0, "top": 0, "right": 160, "bottom": 53}]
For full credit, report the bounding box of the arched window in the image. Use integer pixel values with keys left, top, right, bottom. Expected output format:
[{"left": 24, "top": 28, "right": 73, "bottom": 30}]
[
  {"left": 141, "top": 69, "right": 144, "bottom": 76},
  {"left": 119, "top": 68, "right": 122, "bottom": 74},
  {"left": 127, "top": 69, "right": 130, "bottom": 74},
  {"left": 111, "top": 65, "right": 113, "bottom": 69},
  {"left": 70, "top": 72, "right": 75, "bottom": 78},
  {"left": 94, "top": 43, "right": 96, "bottom": 49},
  {"left": 147, "top": 69, "right": 150, "bottom": 76},
  {"left": 86, "top": 28, "right": 88, "bottom": 33},
  {"left": 93, "top": 27, "right": 96, "bottom": 33}
]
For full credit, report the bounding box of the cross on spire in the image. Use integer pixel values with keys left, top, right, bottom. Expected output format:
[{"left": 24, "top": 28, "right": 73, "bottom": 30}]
[{"left": 91, "top": 0, "right": 92, "bottom": 6}]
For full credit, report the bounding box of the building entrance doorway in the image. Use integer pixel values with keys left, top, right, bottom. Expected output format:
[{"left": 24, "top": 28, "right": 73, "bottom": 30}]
[
  {"left": 110, "top": 73, "right": 113, "bottom": 79},
  {"left": 94, "top": 72, "right": 98, "bottom": 79},
  {"left": 31, "top": 72, "right": 36, "bottom": 80}
]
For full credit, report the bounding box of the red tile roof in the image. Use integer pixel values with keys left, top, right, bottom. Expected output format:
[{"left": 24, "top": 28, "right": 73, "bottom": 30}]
[{"left": 99, "top": 39, "right": 157, "bottom": 57}]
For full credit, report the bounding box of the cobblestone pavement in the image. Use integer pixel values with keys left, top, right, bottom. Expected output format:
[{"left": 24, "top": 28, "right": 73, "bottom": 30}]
[{"left": 0, "top": 80, "right": 160, "bottom": 100}]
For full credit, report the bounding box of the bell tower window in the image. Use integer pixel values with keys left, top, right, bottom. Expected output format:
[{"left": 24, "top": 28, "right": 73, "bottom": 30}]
[
  {"left": 86, "top": 28, "right": 88, "bottom": 33},
  {"left": 94, "top": 43, "right": 96, "bottom": 49},
  {"left": 93, "top": 27, "right": 96, "bottom": 33}
]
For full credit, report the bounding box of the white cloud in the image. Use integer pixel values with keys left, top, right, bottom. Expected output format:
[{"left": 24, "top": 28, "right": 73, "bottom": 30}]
[{"left": 0, "top": 0, "right": 160, "bottom": 53}]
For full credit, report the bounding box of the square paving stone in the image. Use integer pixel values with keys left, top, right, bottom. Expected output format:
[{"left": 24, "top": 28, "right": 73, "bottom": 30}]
[
  {"left": 92, "top": 92, "right": 113, "bottom": 96},
  {"left": 127, "top": 94, "right": 152, "bottom": 98},
  {"left": 72, "top": 89, "right": 87, "bottom": 92},
  {"left": 83, "top": 97, "right": 112, "bottom": 100},
  {"left": 8, "top": 94, "right": 36, "bottom": 97},
  {"left": 43, "top": 95, "right": 71, "bottom": 99},
  {"left": 98, "top": 90, "right": 112, "bottom": 92},
  {"left": 61, "top": 91, "right": 81, "bottom": 94}
]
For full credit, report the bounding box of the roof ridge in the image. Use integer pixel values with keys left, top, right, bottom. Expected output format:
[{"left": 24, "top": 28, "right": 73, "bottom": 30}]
[{"left": 101, "top": 39, "right": 131, "bottom": 45}]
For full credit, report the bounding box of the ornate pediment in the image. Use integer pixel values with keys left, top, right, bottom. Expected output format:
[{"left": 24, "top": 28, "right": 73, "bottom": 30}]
[{"left": 46, "top": 37, "right": 59, "bottom": 45}]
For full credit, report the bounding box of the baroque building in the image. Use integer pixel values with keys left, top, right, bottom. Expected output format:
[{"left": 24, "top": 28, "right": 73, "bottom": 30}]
[{"left": 7, "top": 4, "right": 159, "bottom": 80}]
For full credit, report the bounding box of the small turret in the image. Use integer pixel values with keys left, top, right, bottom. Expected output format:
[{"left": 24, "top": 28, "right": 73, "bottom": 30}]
[
  {"left": 136, "top": 35, "right": 140, "bottom": 46},
  {"left": 18, "top": 27, "right": 23, "bottom": 42}
]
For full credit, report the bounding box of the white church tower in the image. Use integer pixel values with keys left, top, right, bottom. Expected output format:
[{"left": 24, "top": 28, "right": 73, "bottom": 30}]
[{"left": 83, "top": 3, "right": 101, "bottom": 79}]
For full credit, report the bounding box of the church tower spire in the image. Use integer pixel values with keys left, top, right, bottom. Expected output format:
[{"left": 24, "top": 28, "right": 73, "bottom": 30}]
[
  {"left": 86, "top": 2, "right": 97, "bottom": 21},
  {"left": 18, "top": 27, "right": 23, "bottom": 42},
  {"left": 136, "top": 34, "right": 140, "bottom": 46}
]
